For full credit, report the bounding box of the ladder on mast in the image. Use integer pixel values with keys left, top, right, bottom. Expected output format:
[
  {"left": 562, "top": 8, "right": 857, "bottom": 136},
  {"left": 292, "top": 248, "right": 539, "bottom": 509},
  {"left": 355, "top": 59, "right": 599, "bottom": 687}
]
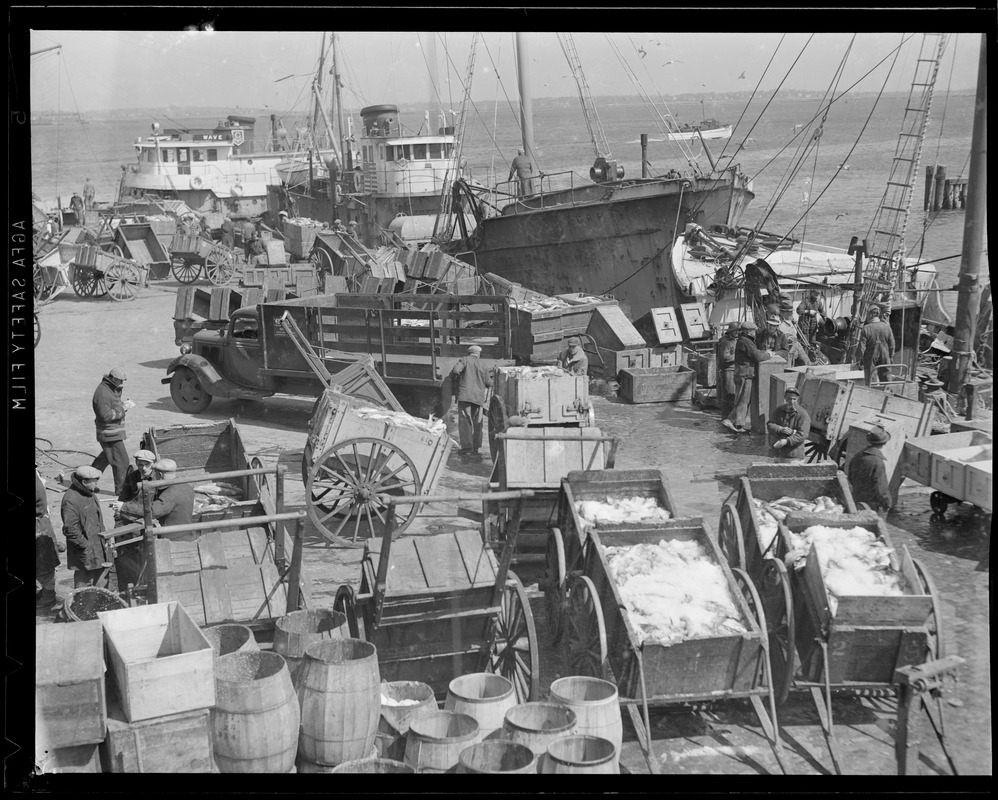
[
  {"left": 433, "top": 34, "right": 479, "bottom": 244},
  {"left": 559, "top": 33, "right": 612, "bottom": 160},
  {"left": 843, "top": 33, "right": 948, "bottom": 363}
]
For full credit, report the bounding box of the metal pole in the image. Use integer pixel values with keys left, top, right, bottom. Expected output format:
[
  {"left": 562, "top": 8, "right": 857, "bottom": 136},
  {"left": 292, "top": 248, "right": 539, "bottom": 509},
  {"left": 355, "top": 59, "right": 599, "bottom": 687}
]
[
  {"left": 946, "top": 35, "right": 986, "bottom": 394},
  {"left": 515, "top": 32, "right": 540, "bottom": 176},
  {"left": 641, "top": 134, "right": 649, "bottom": 178}
]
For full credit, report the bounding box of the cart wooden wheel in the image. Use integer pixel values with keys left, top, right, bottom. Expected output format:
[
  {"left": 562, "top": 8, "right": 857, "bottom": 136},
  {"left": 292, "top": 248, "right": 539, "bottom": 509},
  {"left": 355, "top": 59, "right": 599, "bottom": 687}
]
[
  {"left": 33, "top": 312, "right": 41, "bottom": 349},
  {"left": 306, "top": 436, "right": 422, "bottom": 548},
  {"left": 718, "top": 501, "right": 746, "bottom": 570},
  {"left": 109, "top": 244, "right": 125, "bottom": 258},
  {"left": 804, "top": 439, "right": 829, "bottom": 463},
  {"left": 929, "top": 491, "right": 951, "bottom": 518},
  {"left": 170, "top": 366, "right": 213, "bottom": 414},
  {"left": 566, "top": 575, "right": 608, "bottom": 678},
  {"left": 911, "top": 558, "right": 945, "bottom": 660},
  {"left": 309, "top": 248, "right": 334, "bottom": 277},
  {"left": 543, "top": 527, "right": 568, "bottom": 643},
  {"left": 332, "top": 584, "right": 366, "bottom": 641},
  {"left": 172, "top": 259, "right": 202, "bottom": 284},
  {"left": 105, "top": 260, "right": 142, "bottom": 301},
  {"left": 762, "top": 557, "right": 796, "bottom": 706},
  {"left": 33, "top": 264, "right": 59, "bottom": 304},
  {"left": 484, "top": 572, "right": 539, "bottom": 703},
  {"left": 71, "top": 264, "right": 102, "bottom": 297},
  {"left": 732, "top": 566, "right": 774, "bottom": 684},
  {"left": 206, "top": 245, "right": 235, "bottom": 286},
  {"left": 487, "top": 395, "right": 509, "bottom": 462}
]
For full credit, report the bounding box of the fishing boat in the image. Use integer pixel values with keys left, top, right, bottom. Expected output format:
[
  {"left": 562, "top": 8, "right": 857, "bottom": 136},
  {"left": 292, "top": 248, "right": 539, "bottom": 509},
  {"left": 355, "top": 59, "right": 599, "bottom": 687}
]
[
  {"left": 666, "top": 119, "right": 733, "bottom": 142},
  {"left": 118, "top": 115, "right": 285, "bottom": 220}
]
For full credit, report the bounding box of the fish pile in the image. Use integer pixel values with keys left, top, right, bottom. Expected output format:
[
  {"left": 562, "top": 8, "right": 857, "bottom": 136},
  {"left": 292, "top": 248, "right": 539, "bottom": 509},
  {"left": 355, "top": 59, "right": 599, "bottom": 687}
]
[
  {"left": 520, "top": 297, "right": 572, "bottom": 313},
  {"left": 786, "top": 525, "right": 903, "bottom": 616},
  {"left": 603, "top": 539, "right": 747, "bottom": 645},
  {"left": 575, "top": 496, "right": 672, "bottom": 534},
  {"left": 193, "top": 481, "right": 243, "bottom": 514},
  {"left": 286, "top": 217, "right": 323, "bottom": 228},
  {"left": 355, "top": 406, "right": 446, "bottom": 434},
  {"left": 751, "top": 495, "right": 844, "bottom": 552},
  {"left": 497, "top": 365, "right": 569, "bottom": 380}
]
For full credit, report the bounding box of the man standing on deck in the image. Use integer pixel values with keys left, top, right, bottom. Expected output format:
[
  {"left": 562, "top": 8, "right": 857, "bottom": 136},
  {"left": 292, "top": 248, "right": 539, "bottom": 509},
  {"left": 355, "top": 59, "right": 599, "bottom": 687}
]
[
  {"left": 558, "top": 337, "right": 589, "bottom": 377},
  {"left": 796, "top": 289, "right": 826, "bottom": 350},
  {"left": 847, "top": 425, "right": 893, "bottom": 517},
  {"left": 70, "top": 192, "right": 85, "bottom": 221},
  {"left": 767, "top": 387, "right": 811, "bottom": 460},
  {"left": 779, "top": 298, "right": 812, "bottom": 366},
  {"left": 90, "top": 368, "right": 135, "bottom": 497},
  {"left": 83, "top": 177, "right": 96, "bottom": 211},
  {"left": 716, "top": 322, "right": 740, "bottom": 419},
  {"left": 857, "top": 305, "right": 895, "bottom": 386},
  {"left": 448, "top": 345, "right": 493, "bottom": 458},
  {"left": 508, "top": 149, "right": 534, "bottom": 198},
  {"left": 61, "top": 466, "right": 109, "bottom": 589},
  {"left": 722, "top": 320, "right": 771, "bottom": 433}
]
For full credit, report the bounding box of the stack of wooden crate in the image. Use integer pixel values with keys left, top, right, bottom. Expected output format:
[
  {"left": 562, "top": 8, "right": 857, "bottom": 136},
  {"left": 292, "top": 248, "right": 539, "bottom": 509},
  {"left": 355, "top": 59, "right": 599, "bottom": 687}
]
[{"left": 283, "top": 219, "right": 322, "bottom": 261}]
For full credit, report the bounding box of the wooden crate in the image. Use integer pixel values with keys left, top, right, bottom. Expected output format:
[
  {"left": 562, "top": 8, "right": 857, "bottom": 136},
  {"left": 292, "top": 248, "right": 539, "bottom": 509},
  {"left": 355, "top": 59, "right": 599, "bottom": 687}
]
[
  {"left": 561, "top": 468, "right": 680, "bottom": 527},
  {"left": 618, "top": 365, "right": 695, "bottom": 404},
  {"left": 648, "top": 345, "right": 681, "bottom": 368},
  {"left": 678, "top": 301, "right": 711, "bottom": 340},
  {"left": 36, "top": 620, "right": 107, "bottom": 749},
  {"left": 284, "top": 221, "right": 320, "bottom": 260},
  {"left": 493, "top": 367, "right": 590, "bottom": 426},
  {"left": 586, "top": 305, "right": 646, "bottom": 351},
  {"left": 98, "top": 602, "right": 214, "bottom": 723},
  {"left": 633, "top": 307, "right": 683, "bottom": 346},
  {"left": 930, "top": 444, "right": 993, "bottom": 502},
  {"left": 499, "top": 428, "right": 611, "bottom": 489},
  {"left": 35, "top": 743, "right": 101, "bottom": 774},
  {"left": 901, "top": 430, "right": 991, "bottom": 486},
  {"left": 596, "top": 346, "right": 649, "bottom": 379},
  {"left": 965, "top": 461, "right": 992, "bottom": 511},
  {"left": 100, "top": 683, "right": 216, "bottom": 773}
]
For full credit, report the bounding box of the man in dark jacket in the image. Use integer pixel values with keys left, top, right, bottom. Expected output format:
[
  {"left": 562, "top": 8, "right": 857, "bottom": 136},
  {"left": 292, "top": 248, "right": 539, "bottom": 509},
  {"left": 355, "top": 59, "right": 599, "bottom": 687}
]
[
  {"left": 117, "top": 458, "right": 196, "bottom": 539},
  {"left": 558, "top": 337, "right": 589, "bottom": 376},
  {"left": 858, "top": 305, "right": 896, "bottom": 385},
  {"left": 848, "top": 425, "right": 893, "bottom": 516},
  {"left": 449, "top": 345, "right": 493, "bottom": 457},
  {"left": 796, "top": 289, "right": 826, "bottom": 349},
  {"left": 723, "top": 320, "right": 771, "bottom": 433},
  {"left": 220, "top": 216, "right": 235, "bottom": 249},
  {"left": 117, "top": 448, "right": 157, "bottom": 502},
  {"left": 36, "top": 468, "right": 65, "bottom": 608},
  {"left": 91, "top": 367, "right": 134, "bottom": 497},
  {"left": 716, "top": 321, "right": 740, "bottom": 418},
  {"left": 61, "top": 465, "right": 109, "bottom": 588},
  {"left": 767, "top": 387, "right": 811, "bottom": 460},
  {"left": 241, "top": 219, "right": 256, "bottom": 261}
]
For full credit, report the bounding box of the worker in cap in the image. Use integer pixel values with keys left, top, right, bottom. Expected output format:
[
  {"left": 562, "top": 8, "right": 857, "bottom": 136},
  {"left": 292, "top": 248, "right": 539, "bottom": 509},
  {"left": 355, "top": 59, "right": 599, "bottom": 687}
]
[
  {"left": 757, "top": 315, "right": 788, "bottom": 354},
  {"left": 716, "top": 322, "right": 741, "bottom": 418},
  {"left": 847, "top": 424, "right": 893, "bottom": 517},
  {"left": 90, "top": 368, "right": 135, "bottom": 498},
  {"left": 447, "top": 344, "right": 493, "bottom": 458},
  {"left": 117, "top": 449, "right": 158, "bottom": 503},
  {"left": 117, "top": 457, "right": 196, "bottom": 539},
  {"left": 857, "top": 304, "right": 895, "bottom": 386},
  {"left": 558, "top": 336, "right": 589, "bottom": 377},
  {"left": 61, "top": 465, "right": 109, "bottom": 589},
  {"left": 767, "top": 386, "right": 811, "bottom": 460},
  {"left": 276, "top": 209, "right": 289, "bottom": 233},
  {"left": 796, "top": 289, "right": 826, "bottom": 349},
  {"left": 722, "top": 319, "right": 771, "bottom": 434}
]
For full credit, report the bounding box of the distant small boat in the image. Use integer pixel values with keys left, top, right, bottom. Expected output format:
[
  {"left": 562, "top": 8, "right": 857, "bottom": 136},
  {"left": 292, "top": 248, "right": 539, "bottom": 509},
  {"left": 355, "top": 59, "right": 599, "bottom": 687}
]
[{"left": 666, "top": 119, "right": 732, "bottom": 142}]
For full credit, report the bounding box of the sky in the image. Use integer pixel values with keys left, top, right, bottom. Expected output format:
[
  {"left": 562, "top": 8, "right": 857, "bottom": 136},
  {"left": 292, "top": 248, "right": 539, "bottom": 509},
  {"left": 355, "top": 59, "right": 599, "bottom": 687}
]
[{"left": 26, "top": 30, "right": 984, "bottom": 115}]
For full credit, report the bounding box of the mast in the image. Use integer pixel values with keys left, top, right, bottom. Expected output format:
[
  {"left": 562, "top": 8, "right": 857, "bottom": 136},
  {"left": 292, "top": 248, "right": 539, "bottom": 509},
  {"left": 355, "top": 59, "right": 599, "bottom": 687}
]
[
  {"left": 515, "top": 32, "right": 541, "bottom": 175},
  {"left": 312, "top": 33, "right": 328, "bottom": 148},
  {"left": 332, "top": 33, "right": 346, "bottom": 168},
  {"left": 946, "top": 34, "right": 987, "bottom": 394}
]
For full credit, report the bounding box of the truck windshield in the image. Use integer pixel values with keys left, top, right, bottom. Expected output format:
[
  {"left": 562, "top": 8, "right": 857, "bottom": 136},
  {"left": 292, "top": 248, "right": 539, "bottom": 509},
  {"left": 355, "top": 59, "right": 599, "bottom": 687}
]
[{"left": 232, "top": 319, "right": 259, "bottom": 340}]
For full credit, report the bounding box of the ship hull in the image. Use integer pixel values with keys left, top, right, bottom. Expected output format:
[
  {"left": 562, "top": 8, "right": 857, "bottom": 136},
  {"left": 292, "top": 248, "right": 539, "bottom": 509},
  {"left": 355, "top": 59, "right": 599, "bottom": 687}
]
[
  {"left": 456, "top": 176, "right": 753, "bottom": 319},
  {"left": 666, "top": 125, "right": 732, "bottom": 142}
]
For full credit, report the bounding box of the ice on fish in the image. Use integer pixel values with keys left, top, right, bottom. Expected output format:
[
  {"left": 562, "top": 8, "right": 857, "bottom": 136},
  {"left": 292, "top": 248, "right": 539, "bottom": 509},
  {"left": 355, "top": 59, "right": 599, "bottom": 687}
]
[
  {"left": 751, "top": 495, "right": 844, "bottom": 551},
  {"left": 496, "top": 365, "right": 569, "bottom": 380},
  {"left": 575, "top": 496, "right": 672, "bottom": 530},
  {"left": 354, "top": 407, "right": 446, "bottom": 433}
]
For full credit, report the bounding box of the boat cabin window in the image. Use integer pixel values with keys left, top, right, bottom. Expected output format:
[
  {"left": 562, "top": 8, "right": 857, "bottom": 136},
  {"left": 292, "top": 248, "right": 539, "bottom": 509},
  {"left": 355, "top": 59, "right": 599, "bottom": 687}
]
[
  {"left": 412, "top": 143, "right": 427, "bottom": 160},
  {"left": 178, "top": 148, "right": 190, "bottom": 174},
  {"left": 192, "top": 149, "right": 204, "bottom": 162},
  {"left": 444, "top": 144, "right": 454, "bottom": 158},
  {"left": 379, "top": 145, "right": 385, "bottom": 161},
  {"left": 207, "top": 149, "right": 218, "bottom": 162},
  {"left": 145, "top": 149, "right": 156, "bottom": 163},
  {"left": 428, "top": 143, "right": 442, "bottom": 159},
  {"left": 363, "top": 145, "right": 372, "bottom": 162},
  {"left": 163, "top": 148, "right": 176, "bottom": 164},
  {"left": 231, "top": 317, "right": 259, "bottom": 340}
]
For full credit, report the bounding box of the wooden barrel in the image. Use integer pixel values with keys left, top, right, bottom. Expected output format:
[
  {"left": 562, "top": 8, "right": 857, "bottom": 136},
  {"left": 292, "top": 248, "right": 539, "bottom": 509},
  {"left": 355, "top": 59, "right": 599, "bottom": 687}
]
[
  {"left": 203, "top": 624, "right": 258, "bottom": 658},
  {"left": 330, "top": 758, "right": 415, "bottom": 774},
  {"left": 404, "top": 711, "right": 481, "bottom": 774},
  {"left": 444, "top": 673, "right": 515, "bottom": 741},
  {"left": 548, "top": 676, "right": 622, "bottom": 758},
  {"left": 273, "top": 609, "right": 346, "bottom": 686},
  {"left": 376, "top": 681, "right": 437, "bottom": 761},
  {"left": 457, "top": 741, "right": 537, "bottom": 774},
  {"left": 298, "top": 639, "right": 381, "bottom": 767},
  {"left": 502, "top": 702, "right": 578, "bottom": 759},
  {"left": 540, "top": 735, "right": 619, "bottom": 774},
  {"left": 212, "top": 651, "right": 300, "bottom": 773},
  {"left": 296, "top": 746, "right": 376, "bottom": 773}
]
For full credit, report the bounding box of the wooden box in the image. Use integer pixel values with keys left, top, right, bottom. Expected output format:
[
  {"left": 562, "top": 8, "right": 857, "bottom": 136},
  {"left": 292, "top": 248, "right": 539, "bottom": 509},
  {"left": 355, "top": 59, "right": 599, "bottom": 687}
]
[
  {"left": 209, "top": 287, "right": 240, "bottom": 321},
  {"left": 586, "top": 305, "right": 646, "bottom": 351},
  {"left": 633, "top": 307, "right": 683, "bottom": 346},
  {"left": 98, "top": 601, "right": 215, "bottom": 723},
  {"left": 265, "top": 240, "right": 287, "bottom": 266},
  {"left": 931, "top": 444, "right": 993, "bottom": 502},
  {"left": 493, "top": 366, "right": 590, "bottom": 426},
  {"left": 965, "top": 461, "right": 993, "bottom": 511},
  {"left": 36, "top": 620, "right": 107, "bottom": 749},
  {"left": 648, "top": 345, "right": 681, "bottom": 368},
  {"left": 100, "top": 683, "right": 216, "bottom": 773},
  {"left": 499, "top": 428, "right": 611, "bottom": 489},
  {"left": 901, "top": 430, "right": 991, "bottom": 487},
  {"left": 678, "top": 301, "right": 710, "bottom": 340},
  {"left": 35, "top": 744, "right": 101, "bottom": 774},
  {"left": 284, "top": 221, "right": 320, "bottom": 260},
  {"left": 596, "top": 346, "right": 649, "bottom": 379},
  {"left": 619, "top": 365, "right": 695, "bottom": 404}
]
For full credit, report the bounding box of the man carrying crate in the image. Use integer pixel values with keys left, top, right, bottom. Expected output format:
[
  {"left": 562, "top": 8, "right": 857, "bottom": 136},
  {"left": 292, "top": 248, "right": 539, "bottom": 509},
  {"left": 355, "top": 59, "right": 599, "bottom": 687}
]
[{"left": 448, "top": 345, "right": 493, "bottom": 458}]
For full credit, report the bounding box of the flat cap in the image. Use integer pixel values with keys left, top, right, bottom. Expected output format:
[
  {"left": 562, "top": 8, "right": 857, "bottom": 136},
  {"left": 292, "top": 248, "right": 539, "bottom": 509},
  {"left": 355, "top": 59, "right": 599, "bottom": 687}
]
[
  {"left": 868, "top": 306, "right": 882, "bottom": 317},
  {"left": 766, "top": 316, "right": 781, "bottom": 326},
  {"left": 741, "top": 319, "right": 758, "bottom": 331},
  {"left": 468, "top": 345, "right": 482, "bottom": 355},
  {"left": 108, "top": 367, "right": 128, "bottom": 381},
  {"left": 75, "top": 465, "right": 102, "bottom": 480},
  {"left": 133, "top": 449, "right": 156, "bottom": 463},
  {"left": 153, "top": 458, "right": 178, "bottom": 473},
  {"left": 567, "top": 337, "right": 582, "bottom": 347},
  {"left": 727, "top": 321, "right": 741, "bottom": 332},
  {"left": 784, "top": 387, "right": 801, "bottom": 397}
]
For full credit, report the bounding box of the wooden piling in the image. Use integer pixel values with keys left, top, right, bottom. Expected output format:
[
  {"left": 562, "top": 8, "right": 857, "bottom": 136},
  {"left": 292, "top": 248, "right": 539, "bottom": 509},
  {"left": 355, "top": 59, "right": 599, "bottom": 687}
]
[
  {"left": 933, "top": 165, "right": 946, "bottom": 211},
  {"left": 924, "top": 166, "right": 935, "bottom": 211}
]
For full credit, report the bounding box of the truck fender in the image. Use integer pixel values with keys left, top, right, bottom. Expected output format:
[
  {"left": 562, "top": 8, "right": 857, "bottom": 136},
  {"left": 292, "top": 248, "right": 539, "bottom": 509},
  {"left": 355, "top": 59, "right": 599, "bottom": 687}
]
[{"left": 163, "top": 354, "right": 271, "bottom": 401}]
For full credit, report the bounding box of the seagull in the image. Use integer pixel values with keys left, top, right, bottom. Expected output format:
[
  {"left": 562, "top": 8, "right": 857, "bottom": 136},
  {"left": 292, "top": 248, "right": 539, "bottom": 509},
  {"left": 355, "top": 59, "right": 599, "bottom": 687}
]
[
  {"left": 792, "top": 122, "right": 804, "bottom": 133},
  {"left": 738, "top": 71, "right": 746, "bottom": 79},
  {"left": 835, "top": 213, "right": 846, "bottom": 219},
  {"left": 637, "top": 46, "right": 647, "bottom": 58},
  {"left": 662, "top": 60, "right": 682, "bottom": 66}
]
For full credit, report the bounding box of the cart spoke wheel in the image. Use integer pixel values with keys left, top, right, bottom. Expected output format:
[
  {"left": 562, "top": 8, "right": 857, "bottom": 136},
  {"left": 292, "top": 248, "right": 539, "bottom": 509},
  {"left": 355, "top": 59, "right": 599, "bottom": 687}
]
[
  {"left": 172, "top": 259, "right": 202, "bottom": 284},
  {"left": 732, "top": 567, "right": 773, "bottom": 685},
  {"left": 566, "top": 575, "right": 607, "bottom": 678},
  {"left": 487, "top": 395, "right": 509, "bottom": 462},
  {"left": 306, "top": 437, "right": 422, "bottom": 548},
  {"left": 105, "top": 260, "right": 142, "bottom": 301},
  {"left": 911, "top": 558, "right": 945, "bottom": 660},
  {"left": 762, "top": 557, "right": 796, "bottom": 706},
  {"left": 33, "top": 264, "right": 59, "bottom": 304},
  {"left": 206, "top": 246, "right": 235, "bottom": 286},
  {"left": 34, "top": 313, "right": 41, "bottom": 349},
  {"left": 71, "top": 265, "right": 101, "bottom": 298},
  {"left": 309, "top": 248, "right": 334, "bottom": 277},
  {"left": 109, "top": 244, "right": 125, "bottom": 258},
  {"left": 929, "top": 491, "right": 951, "bottom": 518},
  {"left": 719, "top": 501, "right": 746, "bottom": 570},
  {"left": 804, "top": 439, "right": 829, "bottom": 464},
  {"left": 169, "top": 366, "right": 213, "bottom": 414},
  {"left": 485, "top": 572, "right": 539, "bottom": 703},
  {"left": 543, "top": 528, "right": 568, "bottom": 644}
]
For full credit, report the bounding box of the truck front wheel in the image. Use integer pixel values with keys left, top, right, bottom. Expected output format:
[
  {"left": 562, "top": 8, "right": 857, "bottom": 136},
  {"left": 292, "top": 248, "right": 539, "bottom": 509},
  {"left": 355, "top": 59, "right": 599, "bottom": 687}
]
[{"left": 170, "top": 366, "right": 213, "bottom": 413}]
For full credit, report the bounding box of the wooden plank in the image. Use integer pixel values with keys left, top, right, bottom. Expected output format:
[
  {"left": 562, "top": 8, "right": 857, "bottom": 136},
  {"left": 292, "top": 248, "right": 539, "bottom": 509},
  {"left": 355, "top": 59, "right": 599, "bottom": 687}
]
[
  {"left": 153, "top": 538, "right": 174, "bottom": 575},
  {"left": 167, "top": 540, "right": 202, "bottom": 575},
  {"left": 414, "top": 535, "right": 469, "bottom": 589},
  {"left": 155, "top": 573, "right": 206, "bottom": 626},
  {"left": 197, "top": 532, "right": 227, "bottom": 569},
  {"left": 199, "top": 569, "right": 235, "bottom": 625},
  {"left": 454, "top": 528, "right": 498, "bottom": 586},
  {"left": 220, "top": 529, "right": 258, "bottom": 567},
  {"left": 381, "top": 538, "right": 430, "bottom": 594},
  {"left": 225, "top": 564, "right": 271, "bottom": 622},
  {"left": 246, "top": 526, "right": 270, "bottom": 564}
]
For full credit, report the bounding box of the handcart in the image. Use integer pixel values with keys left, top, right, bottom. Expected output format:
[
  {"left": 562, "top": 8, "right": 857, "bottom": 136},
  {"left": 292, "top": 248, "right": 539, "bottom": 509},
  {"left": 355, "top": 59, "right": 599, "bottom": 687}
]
[
  {"left": 69, "top": 244, "right": 146, "bottom": 301},
  {"left": 332, "top": 490, "right": 540, "bottom": 702},
  {"left": 114, "top": 222, "right": 172, "bottom": 280},
  {"left": 169, "top": 221, "right": 237, "bottom": 286},
  {"left": 901, "top": 430, "right": 992, "bottom": 527},
  {"left": 562, "top": 512, "right": 788, "bottom": 774}
]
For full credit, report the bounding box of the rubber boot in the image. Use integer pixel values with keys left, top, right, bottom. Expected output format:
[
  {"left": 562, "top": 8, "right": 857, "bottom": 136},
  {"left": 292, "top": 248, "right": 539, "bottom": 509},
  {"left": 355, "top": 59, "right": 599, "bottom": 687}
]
[{"left": 36, "top": 589, "right": 57, "bottom": 608}]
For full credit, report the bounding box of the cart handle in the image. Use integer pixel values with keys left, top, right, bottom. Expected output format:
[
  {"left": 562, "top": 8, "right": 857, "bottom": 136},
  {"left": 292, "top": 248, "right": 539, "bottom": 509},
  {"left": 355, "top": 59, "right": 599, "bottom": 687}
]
[
  {"left": 495, "top": 432, "right": 617, "bottom": 442},
  {"left": 155, "top": 510, "right": 305, "bottom": 537},
  {"left": 139, "top": 465, "right": 286, "bottom": 489},
  {"left": 384, "top": 490, "right": 535, "bottom": 506}
]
